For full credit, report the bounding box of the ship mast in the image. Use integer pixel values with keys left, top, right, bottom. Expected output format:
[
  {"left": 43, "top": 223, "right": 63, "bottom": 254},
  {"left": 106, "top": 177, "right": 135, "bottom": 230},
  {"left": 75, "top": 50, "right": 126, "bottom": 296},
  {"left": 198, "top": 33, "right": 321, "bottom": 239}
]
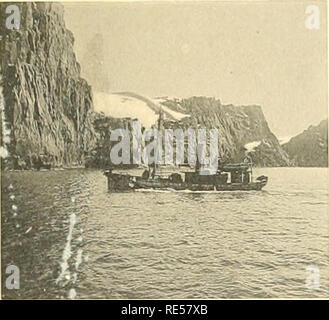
[
  {"left": 157, "top": 106, "right": 163, "bottom": 131},
  {"left": 152, "top": 107, "right": 164, "bottom": 177}
]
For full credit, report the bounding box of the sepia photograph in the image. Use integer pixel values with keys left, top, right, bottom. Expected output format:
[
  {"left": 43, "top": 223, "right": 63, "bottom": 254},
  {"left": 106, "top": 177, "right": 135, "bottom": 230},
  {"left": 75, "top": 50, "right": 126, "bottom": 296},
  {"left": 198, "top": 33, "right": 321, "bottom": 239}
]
[{"left": 0, "top": 0, "right": 328, "bottom": 303}]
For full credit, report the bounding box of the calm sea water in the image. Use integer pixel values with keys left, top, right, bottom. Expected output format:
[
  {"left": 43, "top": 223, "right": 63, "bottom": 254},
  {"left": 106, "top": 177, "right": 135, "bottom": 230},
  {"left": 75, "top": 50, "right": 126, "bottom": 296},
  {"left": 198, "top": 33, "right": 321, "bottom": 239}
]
[{"left": 1, "top": 168, "right": 328, "bottom": 299}]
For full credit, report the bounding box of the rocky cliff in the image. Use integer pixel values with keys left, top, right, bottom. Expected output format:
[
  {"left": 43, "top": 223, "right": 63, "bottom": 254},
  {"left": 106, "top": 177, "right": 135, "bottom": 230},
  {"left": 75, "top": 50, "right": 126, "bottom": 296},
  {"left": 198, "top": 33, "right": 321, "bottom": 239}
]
[
  {"left": 0, "top": 2, "right": 95, "bottom": 169},
  {"left": 0, "top": 3, "right": 292, "bottom": 169},
  {"left": 282, "top": 119, "right": 328, "bottom": 167},
  {"left": 87, "top": 94, "right": 291, "bottom": 167},
  {"left": 159, "top": 96, "right": 291, "bottom": 166}
]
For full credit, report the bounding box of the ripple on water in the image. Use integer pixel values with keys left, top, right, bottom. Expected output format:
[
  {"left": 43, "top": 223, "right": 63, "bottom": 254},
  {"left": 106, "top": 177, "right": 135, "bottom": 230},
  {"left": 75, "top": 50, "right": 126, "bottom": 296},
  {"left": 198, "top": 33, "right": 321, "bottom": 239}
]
[{"left": 1, "top": 168, "right": 328, "bottom": 299}]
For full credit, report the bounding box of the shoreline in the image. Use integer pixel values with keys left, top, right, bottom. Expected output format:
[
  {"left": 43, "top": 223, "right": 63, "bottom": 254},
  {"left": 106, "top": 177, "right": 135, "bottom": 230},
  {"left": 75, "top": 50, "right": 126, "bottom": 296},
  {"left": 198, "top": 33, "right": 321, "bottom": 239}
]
[{"left": 1, "top": 166, "right": 328, "bottom": 173}]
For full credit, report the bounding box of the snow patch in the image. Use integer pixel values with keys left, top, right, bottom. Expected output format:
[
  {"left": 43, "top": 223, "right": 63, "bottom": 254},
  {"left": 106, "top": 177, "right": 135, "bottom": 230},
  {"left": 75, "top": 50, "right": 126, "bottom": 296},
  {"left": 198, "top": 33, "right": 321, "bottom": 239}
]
[
  {"left": 153, "top": 96, "right": 179, "bottom": 103},
  {"left": 159, "top": 105, "right": 188, "bottom": 121},
  {"left": 244, "top": 141, "right": 261, "bottom": 153},
  {"left": 93, "top": 92, "right": 189, "bottom": 127},
  {"left": 279, "top": 136, "right": 292, "bottom": 145},
  {"left": 94, "top": 92, "right": 158, "bottom": 128},
  {"left": 0, "top": 146, "right": 8, "bottom": 158}
]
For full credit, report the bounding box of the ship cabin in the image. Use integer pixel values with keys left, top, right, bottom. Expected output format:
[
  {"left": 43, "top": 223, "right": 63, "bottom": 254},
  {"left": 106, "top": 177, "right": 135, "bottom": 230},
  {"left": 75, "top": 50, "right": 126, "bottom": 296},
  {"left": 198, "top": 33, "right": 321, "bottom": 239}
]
[{"left": 185, "top": 163, "right": 252, "bottom": 185}]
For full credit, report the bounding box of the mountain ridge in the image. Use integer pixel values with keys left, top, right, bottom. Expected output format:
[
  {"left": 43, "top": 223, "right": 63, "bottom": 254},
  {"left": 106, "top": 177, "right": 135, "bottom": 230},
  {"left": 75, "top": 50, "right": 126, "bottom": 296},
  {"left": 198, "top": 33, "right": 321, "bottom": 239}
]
[
  {"left": 282, "top": 119, "right": 328, "bottom": 167},
  {"left": 1, "top": 3, "right": 325, "bottom": 170}
]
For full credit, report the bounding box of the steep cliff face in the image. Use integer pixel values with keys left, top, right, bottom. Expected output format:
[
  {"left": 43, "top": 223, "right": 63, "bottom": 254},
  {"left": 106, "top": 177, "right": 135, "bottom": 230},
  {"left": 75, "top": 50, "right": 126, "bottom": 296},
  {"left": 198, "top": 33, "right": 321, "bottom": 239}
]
[
  {"left": 85, "top": 113, "right": 139, "bottom": 169},
  {"left": 159, "top": 97, "right": 290, "bottom": 166},
  {"left": 282, "top": 119, "right": 328, "bottom": 167},
  {"left": 0, "top": 2, "right": 95, "bottom": 169}
]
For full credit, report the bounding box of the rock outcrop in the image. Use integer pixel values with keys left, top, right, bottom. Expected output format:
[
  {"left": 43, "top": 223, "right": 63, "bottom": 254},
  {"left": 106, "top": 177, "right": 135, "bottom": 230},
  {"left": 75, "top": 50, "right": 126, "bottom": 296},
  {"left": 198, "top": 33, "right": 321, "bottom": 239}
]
[
  {"left": 159, "top": 97, "right": 291, "bottom": 166},
  {"left": 0, "top": 2, "right": 95, "bottom": 169},
  {"left": 282, "top": 119, "right": 328, "bottom": 167},
  {"left": 85, "top": 113, "right": 138, "bottom": 169},
  {"left": 86, "top": 95, "right": 291, "bottom": 168}
]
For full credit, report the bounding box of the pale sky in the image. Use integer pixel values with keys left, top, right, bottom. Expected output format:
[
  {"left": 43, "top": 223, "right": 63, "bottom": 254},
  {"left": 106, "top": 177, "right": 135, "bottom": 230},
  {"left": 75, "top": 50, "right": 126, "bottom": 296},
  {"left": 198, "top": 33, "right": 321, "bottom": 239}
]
[{"left": 63, "top": 1, "right": 328, "bottom": 138}]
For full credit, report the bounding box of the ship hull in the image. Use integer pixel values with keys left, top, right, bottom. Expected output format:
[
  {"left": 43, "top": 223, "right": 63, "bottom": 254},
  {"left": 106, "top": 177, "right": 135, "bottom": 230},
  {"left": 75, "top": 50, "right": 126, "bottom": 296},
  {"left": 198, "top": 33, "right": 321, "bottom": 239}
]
[{"left": 104, "top": 172, "right": 268, "bottom": 192}]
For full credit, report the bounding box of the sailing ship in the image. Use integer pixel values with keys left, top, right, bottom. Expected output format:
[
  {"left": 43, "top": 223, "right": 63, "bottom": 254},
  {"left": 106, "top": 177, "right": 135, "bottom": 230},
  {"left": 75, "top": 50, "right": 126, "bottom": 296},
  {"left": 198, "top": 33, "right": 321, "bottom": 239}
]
[{"left": 104, "top": 109, "right": 268, "bottom": 192}]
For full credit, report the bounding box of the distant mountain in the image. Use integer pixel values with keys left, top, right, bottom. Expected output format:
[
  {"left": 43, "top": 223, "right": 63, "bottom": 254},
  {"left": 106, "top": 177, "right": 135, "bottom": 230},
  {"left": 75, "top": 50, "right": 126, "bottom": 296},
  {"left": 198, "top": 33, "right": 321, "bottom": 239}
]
[
  {"left": 158, "top": 96, "right": 291, "bottom": 167},
  {"left": 282, "top": 119, "right": 328, "bottom": 167}
]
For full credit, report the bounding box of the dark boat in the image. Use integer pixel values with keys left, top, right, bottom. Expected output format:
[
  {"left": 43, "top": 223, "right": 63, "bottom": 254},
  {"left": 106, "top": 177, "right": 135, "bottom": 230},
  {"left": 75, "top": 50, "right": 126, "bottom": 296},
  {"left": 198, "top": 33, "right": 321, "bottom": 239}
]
[
  {"left": 104, "top": 162, "right": 268, "bottom": 192},
  {"left": 104, "top": 108, "right": 268, "bottom": 192}
]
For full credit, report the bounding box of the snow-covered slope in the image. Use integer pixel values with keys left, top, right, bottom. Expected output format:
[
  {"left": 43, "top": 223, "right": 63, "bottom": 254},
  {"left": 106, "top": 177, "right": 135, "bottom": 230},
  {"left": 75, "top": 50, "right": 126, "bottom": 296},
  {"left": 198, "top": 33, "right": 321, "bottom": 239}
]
[{"left": 93, "top": 92, "right": 189, "bottom": 128}]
